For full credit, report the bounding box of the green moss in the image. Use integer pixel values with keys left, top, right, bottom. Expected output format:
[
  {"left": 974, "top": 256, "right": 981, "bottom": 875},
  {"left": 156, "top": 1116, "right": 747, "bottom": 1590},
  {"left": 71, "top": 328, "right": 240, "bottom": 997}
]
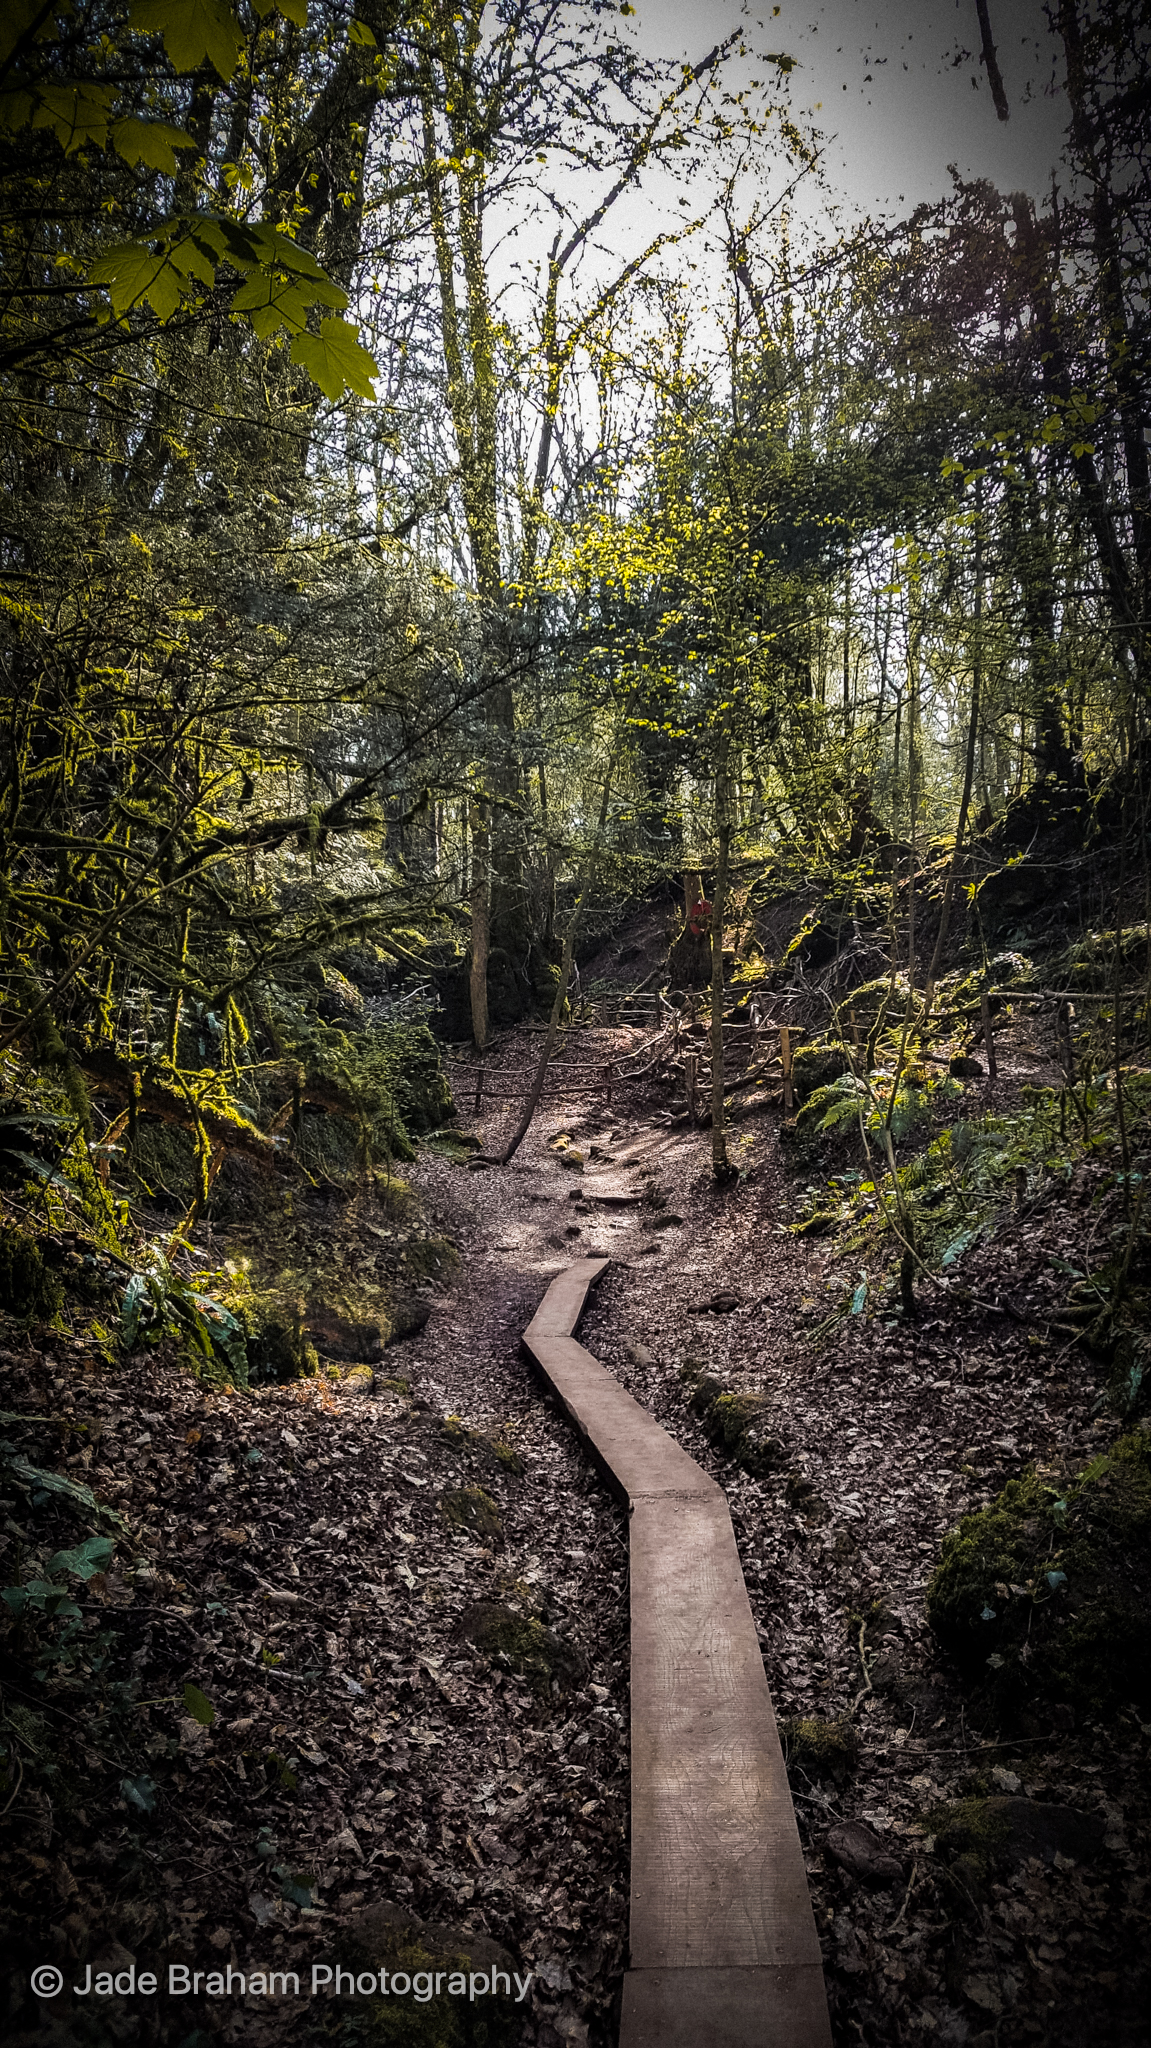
[
  {"left": 404, "top": 1235, "right": 460, "bottom": 1282},
  {"left": 220, "top": 1265, "right": 318, "bottom": 1384},
  {"left": 328, "top": 1910, "right": 518, "bottom": 2047},
  {"left": 440, "top": 1418, "right": 524, "bottom": 1476},
  {"left": 679, "top": 1367, "right": 786, "bottom": 1478},
  {"left": 927, "top": 1428, "right": 1151, "bottom": 1718},
  {"left": 781, "top": 1716, "right": 859, "bottom": 1783},
  {"left": 438, "top": 1487, "right": 502, "bottom": 1543},
  {"left": 0, "top": 1227, "right": 63, "bottom": 1321},
  {"left": 924, "top": 1796, "right": 1012, "bottom": 1897},
  {"left": 458, "top": 1600, "right": 586, "bottom": 1697}
]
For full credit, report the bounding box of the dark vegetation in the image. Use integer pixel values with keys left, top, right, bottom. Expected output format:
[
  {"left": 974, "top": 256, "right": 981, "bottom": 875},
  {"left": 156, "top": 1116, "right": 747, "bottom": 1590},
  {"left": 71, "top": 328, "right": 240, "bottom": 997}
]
[{"left": 2, "top": 0, "right": 1150, "bottom": 2041}]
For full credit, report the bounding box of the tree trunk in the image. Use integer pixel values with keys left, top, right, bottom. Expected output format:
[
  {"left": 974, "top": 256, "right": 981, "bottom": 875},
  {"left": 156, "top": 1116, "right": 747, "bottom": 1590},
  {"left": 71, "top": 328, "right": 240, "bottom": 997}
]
[
  {"left": 469, "top": 801, "right": 491, "bottom": 1050},
  {"left": 709, "top": 755, "right": 734, "bottom": 1181},
  {"left": 925, "top": 494, "right": 983, "bottom": 1011}
]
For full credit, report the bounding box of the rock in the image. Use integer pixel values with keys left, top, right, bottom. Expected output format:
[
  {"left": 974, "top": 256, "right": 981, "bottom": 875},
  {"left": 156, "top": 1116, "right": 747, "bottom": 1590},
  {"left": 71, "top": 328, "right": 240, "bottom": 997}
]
[
  {"left": 949, "top": 1055, "right": 984, "bottom": 1079},
  {"left": 387, "top": 1296, "right": 432, "bottom": 1344},
  {"left": 825, "top": 1820, "right": 904, "bottom": 1885},
  {"left": 346, "top": 1900, "right": 519, "bottom": 2012},
  {"left": 781, "top": 1716, "right": 859, "bottom": 1784},
  {"left": 929, "top": 1795, "right": 1105, "bottom": 1878},
  {"left": 687, "top": 1290, "right": 743, "bottom": 1314},
  {"left": 646, "top": 1211, "right": 683, "bottom": 1230},
  {"left": 438, "top": 1486, "right": 502, "bottom": 1544},
  {"left": 457, "top": 1600, "right": 586, "bottom": 1696},
  {"left": 306, "top": 1304, "right": 385, "bottom": 1362},
  {"left": 785, "top": 1471, "right": 831, "bottom": 1523},
  {"left": 343, "top": 1364, "right": 375, "bottom": 1392},
  {"left": 624, "top": 1340, "right": 654, "bottom": 1367},
  {"left": 559, "top": 1149, "right": 585, "bottom": 1171}
]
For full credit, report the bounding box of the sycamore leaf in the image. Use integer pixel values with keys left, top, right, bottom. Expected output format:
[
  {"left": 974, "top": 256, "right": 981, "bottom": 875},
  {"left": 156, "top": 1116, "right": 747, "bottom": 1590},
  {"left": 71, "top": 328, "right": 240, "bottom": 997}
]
[
  {"left": 290, "top": 317, "right": 377, "bottom": 400},
  {"left": 252, "top": 0, "right": 308, "bottom": 20},
  {"left": 129, "top": 0, "right": 245, "bottom": 81},
  {"left": 109, "top": 116, "right": 197, "bottom": 173},
  {"left": 2, "top": 80, "right": 116, "bottom": 152},
  {"left": 230, "top": 267, "right": 344, "bottom": 337},
  {"left": 89, "top": 240, "right": 187, "bottom": 320},
  {"left": 349, "top": 17, "right": 376, "bottom": 43}
]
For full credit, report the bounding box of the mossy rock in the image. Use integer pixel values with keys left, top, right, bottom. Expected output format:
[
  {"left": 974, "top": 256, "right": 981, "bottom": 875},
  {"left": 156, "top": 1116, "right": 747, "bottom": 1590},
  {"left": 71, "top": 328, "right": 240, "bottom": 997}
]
[
  {"left": 344, "top": 1365, "right": 376, "bottom": 1392},
  {"left": 438, "top": 1487, "right": 502, "bottom": 1544},
  {"left": 781, "top": 1716, "right": 859, "bottom": 1785},
  {"left": 403, "top": 1236, "right": 458, "bottom": 1288},
  {"left": 924, "top": 1796, "right": 1104, "bottom": 1901},
  {"left": 223, "top": 1274, "right": 319, "bottom": 1384},
  {"left": 926, "top": 1428, "right": 1151, "bottom": 1719},
  {"left": 331, "top": 1901, "right": 520, "bottom": 2046},
  {"left": 791, "top": 1043, "right": 849, "bottom": 1104},
  {"left": 680, "top": 1366, "right": 787, "bottom": 1478},
  {"left": 457, "top": 1599, "right": 586, "bottom": 1697},
  {"left": 440, "top": 1417, "right": 524, "bottom": 1477},
  {"left": 0, "top": 1227, "right": 63, "bottom": 1322}
]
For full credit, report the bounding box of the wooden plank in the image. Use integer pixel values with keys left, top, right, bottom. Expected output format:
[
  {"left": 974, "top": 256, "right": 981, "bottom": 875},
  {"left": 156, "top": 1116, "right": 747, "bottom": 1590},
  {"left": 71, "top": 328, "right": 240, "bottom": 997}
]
[
  {"left": 521, "top": 1260, "right": 831, "bottom": 2048},
  {"left": 621, "top": 1967, "right": 834, "bottom": 2048}
]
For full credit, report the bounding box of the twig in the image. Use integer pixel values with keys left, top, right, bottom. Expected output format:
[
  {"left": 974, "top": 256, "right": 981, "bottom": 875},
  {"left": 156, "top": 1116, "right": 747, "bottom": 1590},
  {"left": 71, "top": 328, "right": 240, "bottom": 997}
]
[{"left": 885, "top": 1854, "right": 919, "bottom": 1934}]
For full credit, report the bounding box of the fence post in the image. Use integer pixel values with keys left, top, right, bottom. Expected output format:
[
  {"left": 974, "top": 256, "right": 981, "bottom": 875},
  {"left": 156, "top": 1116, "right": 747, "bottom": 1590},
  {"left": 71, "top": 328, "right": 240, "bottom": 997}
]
[{"left": 780, "top": 1025, "right": 793, "bottom": 1116}]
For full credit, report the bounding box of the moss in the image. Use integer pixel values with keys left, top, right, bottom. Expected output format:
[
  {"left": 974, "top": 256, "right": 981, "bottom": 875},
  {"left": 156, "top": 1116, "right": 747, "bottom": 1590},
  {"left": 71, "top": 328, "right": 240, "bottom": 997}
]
[
  {"left": 0, "top": 1227, "right": 63, "bottom": 1321},
  {"left": 926, "top": 1428, "right": 1151, "bottom": 1718},
  {"left": 438, "top": 1486, "right": 502, "bottom": 1544},
  {"left": 458, "top": 1600, "right": 586, "bottom": 1697},
  {"left": 791, "top": 1043, "right": 849, "bottom": 1104},
  {"left": 404, "top": 1235, "right": 459, "bottom": 1282},
  {"left": 680, "top": 1366, "right": 786, "bottom": 1478},
  {"left": 329, "top": 1906, "right": 519, "bottom": 2047},
  {"left": 440, "top": 1418, "right": 524, "bottom": 1477},
  {"left": 377, "top": 1376, "right": 411, "bottom": 1398},
  {"left": 781, "top": 1716, "right": 859, "bottom": 1784},
  {"left": 220, "top": 1266, "right": 318, "bottom": 1384},
  {"left": 924, "top": 1796, "right": 1012, "bottom": 1900}
]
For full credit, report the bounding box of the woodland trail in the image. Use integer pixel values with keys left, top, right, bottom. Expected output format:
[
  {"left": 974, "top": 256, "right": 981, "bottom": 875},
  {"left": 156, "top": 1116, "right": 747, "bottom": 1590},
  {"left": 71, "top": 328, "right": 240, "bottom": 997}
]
[{"left": 409, "top": 1025, "right": 1149, "bottom": 2046}]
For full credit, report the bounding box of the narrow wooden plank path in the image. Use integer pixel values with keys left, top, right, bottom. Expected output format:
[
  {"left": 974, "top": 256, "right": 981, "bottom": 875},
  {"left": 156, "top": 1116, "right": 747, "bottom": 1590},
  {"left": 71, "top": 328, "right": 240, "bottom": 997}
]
[{"left": 522, "top": 1259, "right": 833, "bottom": 2048}]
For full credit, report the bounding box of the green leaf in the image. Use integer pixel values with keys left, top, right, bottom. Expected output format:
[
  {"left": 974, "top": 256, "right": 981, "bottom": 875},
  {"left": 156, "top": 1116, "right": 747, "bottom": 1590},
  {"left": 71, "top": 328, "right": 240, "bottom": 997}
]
[
  {"left": 941, "top": 1223, "right": 984, "bottom": 1268},
  {"left": 47, "top": 1536, "right": 114, "bottom": 1581},
  {"left": 121, "top": 1774, "right": 157, "bottom": 1813},
  {"left": 109, "top": 117, "right": 196, "bottom": 173},
  {"left": 183, "top": 1682, "right": 215, "bottom": 1727},
  {"left": 120, "top": 1270, "right": 149, "bottom": 1349},
  {"left": 850, "top": 1276, "right": 868, "bottom": 1315},
  {"left": 290, "top": 317, "right": 378, "bottom": 401},
  {"left": 348, "top": 17, "right": 376, "bottom": 43},
  {"left": 0, "top": 79, "right": 116, "bottom": 152},
  {"left": 278, "top": 1868, "right": 314, "bottom": 1908},
  {"left": 0, "top": 1449, "right": 129, "bottom": 1531},
  {"left": 129, "top": 0, "right": 246, "bottom": 80},
  {"left": 89, "top": 241, "right": 186, "bottom": 320}
]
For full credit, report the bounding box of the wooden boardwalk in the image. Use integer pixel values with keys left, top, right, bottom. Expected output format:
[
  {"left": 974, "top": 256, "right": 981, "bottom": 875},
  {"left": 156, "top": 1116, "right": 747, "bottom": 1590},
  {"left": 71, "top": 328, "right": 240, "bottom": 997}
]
[{"left": 522, "top": 1260, "right": 832, "bottom": 2048}]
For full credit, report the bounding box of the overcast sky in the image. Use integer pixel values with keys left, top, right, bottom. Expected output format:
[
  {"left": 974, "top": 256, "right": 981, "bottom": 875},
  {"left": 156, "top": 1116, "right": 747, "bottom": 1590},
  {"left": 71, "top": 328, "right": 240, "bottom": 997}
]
[{"left": 634, "top": 0, "right": 1070, "bottom": 216}]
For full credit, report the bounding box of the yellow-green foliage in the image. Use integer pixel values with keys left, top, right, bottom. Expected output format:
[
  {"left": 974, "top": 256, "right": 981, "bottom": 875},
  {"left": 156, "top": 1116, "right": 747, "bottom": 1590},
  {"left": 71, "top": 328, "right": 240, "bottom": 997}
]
[{"left": 927, "top": 1429, "right": 1151, "bottom": 1717}]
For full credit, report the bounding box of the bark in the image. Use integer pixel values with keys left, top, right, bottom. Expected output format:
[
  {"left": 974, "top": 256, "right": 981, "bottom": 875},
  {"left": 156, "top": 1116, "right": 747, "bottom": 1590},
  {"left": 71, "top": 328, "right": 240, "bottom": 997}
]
[
  {"left": 925, "top": 498, "right": 984, "bottom": 1011},
  {"left": 709, "top": 752, "right": 734, "bottom": 1181},
  {"left": 469, "top": 800, "right": 491, "bottom": 1050}
]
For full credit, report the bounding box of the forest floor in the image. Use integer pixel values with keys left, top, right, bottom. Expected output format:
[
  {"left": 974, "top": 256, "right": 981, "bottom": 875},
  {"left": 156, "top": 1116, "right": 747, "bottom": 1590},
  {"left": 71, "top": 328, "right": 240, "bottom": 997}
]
[{"left": 2, "top": 1001, "right": 1150, "bottom": 2048}]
